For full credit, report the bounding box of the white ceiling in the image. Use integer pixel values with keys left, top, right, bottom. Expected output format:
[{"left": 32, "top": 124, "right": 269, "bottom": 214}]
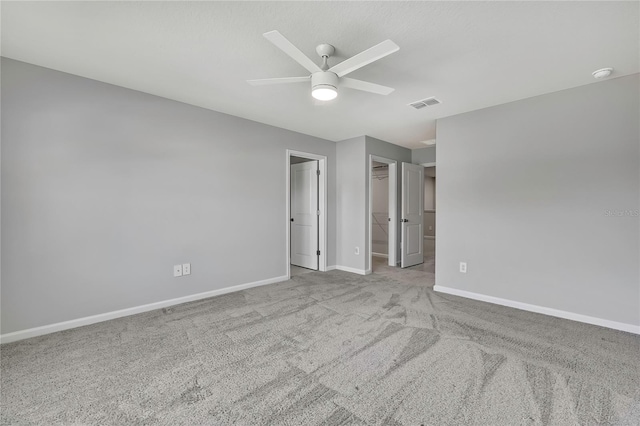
[{"left": 2, "top": 2, "right": 638, "bottom": 149}]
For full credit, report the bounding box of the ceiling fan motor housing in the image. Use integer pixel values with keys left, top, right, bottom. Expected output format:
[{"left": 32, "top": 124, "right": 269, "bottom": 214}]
[{"left": 311, "top": 71, "right": 339, "bottom": 91}]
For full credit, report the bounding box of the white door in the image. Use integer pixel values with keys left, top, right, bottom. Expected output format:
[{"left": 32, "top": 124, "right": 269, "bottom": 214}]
[
  {"left": 290, "top": 161, "right": 319, "bottom": 270},
  {"left": 401, "top": 162, "right": 424, "bottom": 268}
]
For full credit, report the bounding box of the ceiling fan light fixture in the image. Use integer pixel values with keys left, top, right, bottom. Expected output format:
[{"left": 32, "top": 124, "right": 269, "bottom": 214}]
[
  {"left": 312, "top": 85, "right": 338, "bottom": 101},
  {"left": 247, "top": 31, "right": 399, "bottom": 102},
  {"left": 311, "top": 71, "right": 339, "bottom": 101}
]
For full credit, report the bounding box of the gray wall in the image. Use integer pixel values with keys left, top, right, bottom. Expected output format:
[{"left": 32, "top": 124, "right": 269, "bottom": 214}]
[
  {"left": 412, "top": 146, "right": 436, "bottom": 165},
  {"left": 436, "top": 74, "right": 640, "bottom": 326},
  {"left": 424, "top": 211, "right": 435, "bottom": 238},
  {"left": 336, "top": 136, "right": 366, "bottom": 271},
  {"left": 424, "top": 172, "right": 436, "bottom": 237},
  {"left": 1, "top": 58, "right": 337, "bottom": 334},
  {"left": 424, "top": 176, "right": 435, "bottom": 210}
]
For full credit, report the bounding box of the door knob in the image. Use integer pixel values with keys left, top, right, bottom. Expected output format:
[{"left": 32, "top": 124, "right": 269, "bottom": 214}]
[
  {"left": 290, "top": 218, "right": 294, "bottom": 222},
  {"left": 402, "top": 219, "right": 409, "bottom": 222}
]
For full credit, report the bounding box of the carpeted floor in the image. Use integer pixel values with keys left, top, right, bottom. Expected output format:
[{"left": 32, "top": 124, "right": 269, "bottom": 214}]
[{"left": 1, "top": 261, "right": 639, "bottom": 425}]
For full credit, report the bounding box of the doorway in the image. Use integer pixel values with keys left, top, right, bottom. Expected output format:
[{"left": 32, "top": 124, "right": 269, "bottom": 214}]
[
  {"left": 368, "top": 155, "right": 397, "bottom": 272},
  {"left": 423, "top": 164, "right": 436, "bottom": 272},
  {"left": 286, "top": 150, "right": 328, "bottom": 279},
  {"left": 371, "top": 161, "right": 390, "bottom": 259},
  {"left": 368, "top": 157, "right": 427, "bottom": 272},
  {"left": 290, "top": 157, "right": 318, "bottom": 273}
]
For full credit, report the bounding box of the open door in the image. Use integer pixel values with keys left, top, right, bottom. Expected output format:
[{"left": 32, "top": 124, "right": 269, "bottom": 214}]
[
  {"left": 401, "top": 162, "right": 424, "bottom": 268},
  {"left": 290, "top": 161, "right": 319, "bottom": 270}
]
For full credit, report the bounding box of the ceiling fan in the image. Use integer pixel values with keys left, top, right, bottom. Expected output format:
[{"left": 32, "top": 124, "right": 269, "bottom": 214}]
[{"left": 247, "top": 31, "right": 399, "bottom": 101}]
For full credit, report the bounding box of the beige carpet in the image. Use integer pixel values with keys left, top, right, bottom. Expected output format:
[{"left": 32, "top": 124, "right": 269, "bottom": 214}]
[{"left": 1, "top": 267, "right": 639, "bottom": 425}]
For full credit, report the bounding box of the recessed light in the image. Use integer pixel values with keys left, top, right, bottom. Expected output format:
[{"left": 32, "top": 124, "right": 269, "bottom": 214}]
[
  {"left": 592, "top": 68, "right": 613, "bottom": 79},
  {"left": 421, "top": 139, "right": 436, "bottom": 146}
]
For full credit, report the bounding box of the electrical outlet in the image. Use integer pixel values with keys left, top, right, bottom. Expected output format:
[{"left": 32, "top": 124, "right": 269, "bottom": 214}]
[
  {"left": 354, "top": 247, "right": 360, "bottom": 255},
  {"left": 182, "top": 263, "right": 191, "bottom": 275},
  {"left": 173, "top": 264, "right": 183, "bottom": 277},
  {"left": 428, "top": 226, "right": 433, "bottom": 231},
  {"left": 459, "top": 262, "right": 467, "bottom": 274}
]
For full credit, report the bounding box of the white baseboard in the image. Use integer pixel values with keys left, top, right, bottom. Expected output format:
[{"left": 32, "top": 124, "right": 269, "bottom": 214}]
[
  {"left": 0, "top": 275, "right": 288, "bottom": 344},
  {"left": 335, "top": 265, "right": 368, "bottom": 275},
  {"left": 372, "top": 252, "right": 388, "bottom": 258},
  {"left": 433, "top": 285, "right": 640, "bottom": 335},
  {"left": 424, "top": 236, "right": 435, "bottom": 240},
  {"left": 325, "top": 265, "right": 337, "bottom": 271}
]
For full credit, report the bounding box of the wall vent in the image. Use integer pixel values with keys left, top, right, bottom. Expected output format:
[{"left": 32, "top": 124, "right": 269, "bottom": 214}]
[{"left": 409, "top": 97, "right": 442, "bottom": 109}]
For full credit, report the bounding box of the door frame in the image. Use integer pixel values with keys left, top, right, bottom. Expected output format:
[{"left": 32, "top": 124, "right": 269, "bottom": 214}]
[
  {"left": 286, "top": 149, "right": 328, "bottom": 278},
  {"left": 368, "top": 155, "right": 398, "bottom": 272}
]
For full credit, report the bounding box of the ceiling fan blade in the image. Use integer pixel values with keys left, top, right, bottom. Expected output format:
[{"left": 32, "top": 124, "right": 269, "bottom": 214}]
[
  {"left": 247, "top": 76, "right": 309, "bottom": 86},
  {"left": 340, "top": 77, "right": 394, "bottom": 95},
  {"left": 329, "top": 40, "right": 399, "bottom": 77},
  {"left": 263, "top": 30, "right": 322, "bottom": 74}
]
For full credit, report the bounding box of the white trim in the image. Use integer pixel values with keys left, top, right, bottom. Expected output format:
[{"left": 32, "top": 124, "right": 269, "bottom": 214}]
[
  {"left": 335, "top": 265, "right": 368, "bottom": 275},
  {"left": 424, "top": 236, "right": 435, "bottom": 240},
  {"left": 286, "top": 150, "right": 328, "bottom": 277},
  {"left": 372, "top": 252, "right": 388, "bottom": 258},
  {"left": 326, "top": 265, "right": 337, "bottom": 271},
  {"left": 433, "top": 285, "right": 640, "bottom": 335},
  {"left": 368, "top": 155, "right": 398, "bottom": 271},
  {"left": 1, "top": 275, "right": 288, "bottom": 344},
  {"left": 420, "top": 162, "right": 436, "bottom": 167}
]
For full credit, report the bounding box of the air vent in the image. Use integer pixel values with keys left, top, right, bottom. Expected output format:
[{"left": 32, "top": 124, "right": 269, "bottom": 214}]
[
  {"left": 409, "top": 97, "right": 442, "bottom": 109},
  {"left": 409, "top": 101, "right": 427, "bottom": 109}
]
